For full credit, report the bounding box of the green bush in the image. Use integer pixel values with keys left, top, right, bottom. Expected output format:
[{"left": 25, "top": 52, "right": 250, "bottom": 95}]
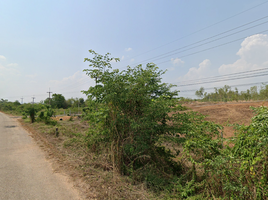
[
  {"left": 36, "top": 106, "right": 57, "bottom": 126},
  {"left": 27, "top": 106, "right": 36, "bottom": 123},
  {"left": 201, "top": 106, "right": 268, "bottom": 199},
  {"left": 82, "top": 50, "right": 222, "bottom": 192},
  {"left": 22, "top": 111, "right": 28, "bottom": 119}
]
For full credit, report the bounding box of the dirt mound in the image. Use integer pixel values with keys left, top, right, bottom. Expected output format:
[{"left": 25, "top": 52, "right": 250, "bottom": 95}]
[
  {"left": 51, "top": 116, "right": 77, "bottom": 121},
  {"left": 184, "top": 101, "right": 268, "bottom": 138}
]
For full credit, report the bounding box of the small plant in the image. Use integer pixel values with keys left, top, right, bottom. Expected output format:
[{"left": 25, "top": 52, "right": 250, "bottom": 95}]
[
  {"left": 27, "top": 106, "right": 36, "bottom": 123},
  {"left": 36, "top": 105, "right": 57, "bottom": 126},
  {"left": 22, "top": 111, "right": 27, "bottom": 119},
  {"left": 46, "top": 119, "right": 57, "bottom": 126}
]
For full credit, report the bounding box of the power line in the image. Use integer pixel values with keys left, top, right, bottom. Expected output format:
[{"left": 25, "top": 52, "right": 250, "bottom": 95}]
[
  {"left": 155, "top": 29, "right": 268, "bottom": 65},
  {"left": 173, "top": 67, "right": 268, "bottom": 85},
  {"left": 58, "top": 16, "right": 268, "bottom": 94},
  {"left": 47, "top": 88, "right": 53, "bottom": 105},
  {"left": 174, "top": 72, "right": 268, "bottom": 87},
  {"left": 56, "top": 79, "right": 92, "bottom": 92},
  {"left": 1, "top": 93, "right": 46, "bottom": 100},
  {"left": 3, "top": 3, "right": 268, "bottom": 102},
  {"left": 56, "top": 32, "right": 268, "bottom": 98},
  {"left": 124, "top": 0, "right": 268, "bottom": 62},
  {"left": 131, "top": 16, "right": 268, "bottom": 66},
  {"left": 1, "top": 89, "right": 87, "bottom": 101},
  {"left": 179, "top": 81, "right": 268, "bottom": 93},
  {"left": 173, "top": 68, "right": 268, "bottom": 87},
  {"left": 51, "top": 76, "right": 90, "bottom": 92}
]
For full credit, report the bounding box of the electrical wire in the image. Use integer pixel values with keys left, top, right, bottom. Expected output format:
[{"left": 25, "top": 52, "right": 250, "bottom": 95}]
[
  {"left": 173, "top": 67, "right": 268, "bottom": 85},
  {"left": 179, "top": 81, "right": 268, "bottom": 93},
  {"left": 173, "top": 70, "right": 268, "bottom": 87},
  {"left": 3, "top": 2, "right": 268, "bottom": 101},
  {"left": 124, "top": 0, "right": 268, "bottom": 62},
  {"left": 131, "top": 16, "right": 268, "bottom": 66},
  {"left": 155, "top": 29, "right": 268, "bottom": 65}
]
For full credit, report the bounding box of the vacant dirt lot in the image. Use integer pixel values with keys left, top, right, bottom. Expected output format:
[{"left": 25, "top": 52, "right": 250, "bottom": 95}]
[{"left": 184, "top": 101, "right": 268, "bottom": 138}]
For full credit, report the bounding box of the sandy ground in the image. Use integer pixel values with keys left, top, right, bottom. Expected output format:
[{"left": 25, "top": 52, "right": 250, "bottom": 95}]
[{"left": 184, "top": 101, "right": 268, "bottom": 138}]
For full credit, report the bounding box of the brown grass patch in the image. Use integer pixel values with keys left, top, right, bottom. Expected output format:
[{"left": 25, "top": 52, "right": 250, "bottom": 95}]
[
  {"left": 184, "top": 101, "right": 268, "bottom": 138},
  {"left": 17, "top": 117, "right": 156, "bottom": 200}
]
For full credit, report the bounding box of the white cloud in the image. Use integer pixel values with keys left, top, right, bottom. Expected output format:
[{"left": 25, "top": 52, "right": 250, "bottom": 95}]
[
  {"left": 0, "top": 55, "right": 6, "bottom": 60},
  {"left": 51, "top": 71, "right": 85, "bottom": 84},
  {"left": 125, "top": 47, "right": 132, "bottom": 52},
  {"left": 121, "top": 55, "right": 125, "bottom": 60},
  {"left": 26, "top": 74, "right": 37, "bottom": 78},
  {"left": 7, "top": 63, "right": 18, "bottom": 67},
  {"left": 0, "top": 63, "right": 20, "bottom": 77},
  {"left": 219, "top": 34, "right": 268, "bottom": 74},
  {"left": 49, "top": 71, "right": 94, "bottom": 94},
  {"left": 130, "top": 58, "right": 135, "bottom": 62},
  {"left": 171, "top": 58, "right": 184, "bottom": 66},
  {"left": 167, "top": 67, "right": 175, "bottom": 71},
  {"left": 179, "top": 59, "right": 212, "bottom": 81}
]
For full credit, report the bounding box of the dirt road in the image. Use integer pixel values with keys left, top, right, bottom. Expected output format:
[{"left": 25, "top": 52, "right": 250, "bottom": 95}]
[{"left": 0, "top": 112, "right": 81, "bottom": 200}]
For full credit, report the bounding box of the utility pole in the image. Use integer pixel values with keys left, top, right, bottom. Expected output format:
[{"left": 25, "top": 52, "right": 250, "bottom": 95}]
[
  {"left": 21, "top": 97, "right": 23, "bottom": 104},
  {"left": 47, "top": 88, "right": 53, "bottom": 105},
  {"left": 32, "top": 96, "right": 35, "bottom": 104},
  {"left": 78, "top": 100, "right": 79, "bottom": 115}
]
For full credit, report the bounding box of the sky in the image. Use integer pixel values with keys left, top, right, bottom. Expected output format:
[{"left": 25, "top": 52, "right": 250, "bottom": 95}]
[{"left": 1, "top": 0, "right": 268, "bottom": 102}]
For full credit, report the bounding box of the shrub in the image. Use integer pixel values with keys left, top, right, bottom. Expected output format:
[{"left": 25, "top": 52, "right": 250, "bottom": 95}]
[
  {"left": 82, "top": 50, "right": 222, "bottom": 192},
  {"left": 36, "top": 105, "right": 57, "bottom": 126},
  {"left": 27, "top": 106, "right": 36, "bottom": 123},
  {"left": 202, "top": 106, "right": 268, "bottom": 199},
  {"left": 22, "top": 111, "right": 28, "bottom": 119}
]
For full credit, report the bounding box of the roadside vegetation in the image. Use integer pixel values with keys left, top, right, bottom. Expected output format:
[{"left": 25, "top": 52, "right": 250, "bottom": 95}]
[
  {"left": 0, "top": 94, "right": 86, "bottom": 116},
  {"left": 1, "top": 50, "right": 268, "bottom": 199}
]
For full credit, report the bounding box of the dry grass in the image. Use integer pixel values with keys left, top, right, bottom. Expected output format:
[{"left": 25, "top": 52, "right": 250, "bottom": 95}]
[{"left": 18, "top": 117, "right": 157, "bottom": 200}]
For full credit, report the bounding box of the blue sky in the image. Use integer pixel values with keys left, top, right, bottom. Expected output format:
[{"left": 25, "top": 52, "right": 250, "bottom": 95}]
[{"left": 1, "top": 0, "right": 268, "bottom": 102}]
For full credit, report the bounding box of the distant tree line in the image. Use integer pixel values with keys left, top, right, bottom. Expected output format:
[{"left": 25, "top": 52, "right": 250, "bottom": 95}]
[
  {"left": 0, "top": 94, "right": 86, "bottom": 115},
  {"left": 43, "top": 93, "right": 85, "bottom": 109},
  {"left": 195, "top": 84, "right": 268, "bottom": 102},
  {"left": 0, "top": 99, "right": 28, "bottom": 114}
]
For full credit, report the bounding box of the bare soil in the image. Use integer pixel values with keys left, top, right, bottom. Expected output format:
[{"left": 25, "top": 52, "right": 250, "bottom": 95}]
[
  {"left": 184, "top": 101, "right": 268, "bottom": 138},
  {"left": 51, "top": 116, "right": 78, "bottom": 121}
]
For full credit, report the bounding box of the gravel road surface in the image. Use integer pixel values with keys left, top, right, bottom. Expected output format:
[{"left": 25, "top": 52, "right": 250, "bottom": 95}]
[{"left": 0, "top": 112, "right": 81, "bottom": 200}]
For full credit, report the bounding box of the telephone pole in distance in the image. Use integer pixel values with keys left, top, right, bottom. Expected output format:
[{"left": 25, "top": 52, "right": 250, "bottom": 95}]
[{"left": 47, "top": 88, "right": 53, "bottom": 105}]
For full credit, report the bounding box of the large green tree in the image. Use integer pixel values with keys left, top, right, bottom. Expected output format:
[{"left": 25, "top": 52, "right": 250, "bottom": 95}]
[
  {"left": 82, "top": 50, "right": 222, "bottom": 190},
  {"left": 45, "top": 93, "right": 67, "bottom": 109}
]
